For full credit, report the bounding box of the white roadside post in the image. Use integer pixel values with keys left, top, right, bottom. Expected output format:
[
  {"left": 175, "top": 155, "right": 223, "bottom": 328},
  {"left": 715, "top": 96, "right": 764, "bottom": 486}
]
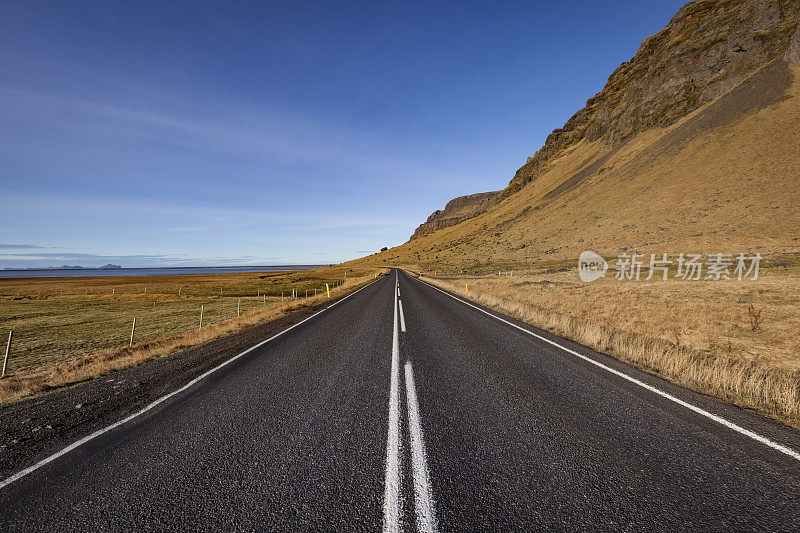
[
  {"left": 237, "top": 298, "right": 241, "bottom": 317},
  {"left": 129, "top": 318, "right": 136, "bottom": 346},
  {"left": 1, "top": 330, "right": 12, "bottom": 378},
  {"left": 263, "top": 294, "right": 266, "bottom": 306},
  {"left": 199, "top": 305, "right": 204, "bottom": 329}
]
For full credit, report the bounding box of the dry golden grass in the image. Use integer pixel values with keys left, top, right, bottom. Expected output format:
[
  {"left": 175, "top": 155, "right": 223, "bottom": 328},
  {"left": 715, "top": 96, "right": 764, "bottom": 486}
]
[
  {"left": 422, "top": 266, "right": 800, "bottom": 429},
  {"left": 0, "top": 267, "right": 387, "bottom": 404}
]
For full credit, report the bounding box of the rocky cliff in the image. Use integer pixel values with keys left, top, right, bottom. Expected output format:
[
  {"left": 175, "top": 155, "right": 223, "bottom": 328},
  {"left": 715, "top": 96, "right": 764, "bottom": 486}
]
[
  {"left": 372, "top": 0, "right": 800, "bottom": 267},
  {"left": 503, "top": 0, "right": 800, "bottom": 197},
  {"left": 410, "top": 191, "right": 500, "bottom": 240}
]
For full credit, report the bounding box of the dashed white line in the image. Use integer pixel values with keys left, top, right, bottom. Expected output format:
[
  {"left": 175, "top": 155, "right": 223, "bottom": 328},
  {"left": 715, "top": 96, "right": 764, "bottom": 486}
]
[
  {"left": 416, "top": 276, "right": 800, "bottom": 462},
  {"left": 383, "top": 271, "right": 403, "bottom": 532},
  {"left": 405, "top": 361, "right": 437, "bottom": 533},
  {"left": 399, "top": 300, "right": 407, "bottom": 333},
  {"left": 0, "top": 277, "right": 382, "bottom": 491}
]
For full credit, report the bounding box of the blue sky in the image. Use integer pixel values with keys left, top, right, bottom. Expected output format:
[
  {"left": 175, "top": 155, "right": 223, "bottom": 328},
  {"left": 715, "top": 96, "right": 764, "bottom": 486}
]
[{"left": 0, "top": 0, "right": 686, "bottom": 268}]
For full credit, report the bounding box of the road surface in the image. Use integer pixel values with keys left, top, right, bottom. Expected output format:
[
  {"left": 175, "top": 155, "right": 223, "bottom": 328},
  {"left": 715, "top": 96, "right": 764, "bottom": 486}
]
[{"left": 1, "top": 269, "right": 799, "bottom": 531}]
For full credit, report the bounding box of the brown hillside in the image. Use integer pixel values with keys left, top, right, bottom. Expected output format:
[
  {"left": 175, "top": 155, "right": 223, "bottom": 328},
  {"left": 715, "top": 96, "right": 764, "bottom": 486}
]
[
  {"left": 505, "top": 0, "right": 800, "bottom": 198},
  {"left": 352, "top": 0, "right": 800, "bottom": 271}
]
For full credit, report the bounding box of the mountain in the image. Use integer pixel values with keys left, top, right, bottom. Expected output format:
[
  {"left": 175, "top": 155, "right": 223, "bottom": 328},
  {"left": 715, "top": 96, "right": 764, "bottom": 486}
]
[
  {"left": 410, "top": 191, "right": 501, "bottom": 240},
  {"left": 356, "top": 0, "right": 800, "bottom": 270}
]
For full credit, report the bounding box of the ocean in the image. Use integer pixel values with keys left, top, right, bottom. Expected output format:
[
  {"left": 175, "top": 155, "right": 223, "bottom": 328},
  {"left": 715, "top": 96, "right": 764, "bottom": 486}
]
[{"left": 0, "top": 266, "right": 321, "bottom": 279}]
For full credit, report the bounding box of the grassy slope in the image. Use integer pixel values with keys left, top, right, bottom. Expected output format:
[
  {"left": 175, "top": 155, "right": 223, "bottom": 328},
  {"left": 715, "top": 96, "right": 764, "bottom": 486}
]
[{"left": 354, "top": 62, "right": 800, "bottom": 272}]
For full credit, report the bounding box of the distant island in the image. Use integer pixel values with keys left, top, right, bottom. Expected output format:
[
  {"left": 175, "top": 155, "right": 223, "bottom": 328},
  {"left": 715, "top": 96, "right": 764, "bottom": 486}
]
[{"left": 3, "top": 264, "right": 122, "bottom": 271}]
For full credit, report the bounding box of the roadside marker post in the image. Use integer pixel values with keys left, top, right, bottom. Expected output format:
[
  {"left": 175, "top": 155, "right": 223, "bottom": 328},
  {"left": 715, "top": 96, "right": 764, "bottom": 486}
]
[
  {"left": 326, "top": 283, "right": 330, "bottom": 298},
  {"left": 129, "top": 318, "right": 136, "bottom": 346},
  {"left": 237, "top": 299, "right": 241, "bottom": 317},
  {"left": 1, "top": 330, "right": 12, "bottom": 378},
  {"left": 263, "top": 294, "right": 266, "bottom": 306},
  {"left": 199, "top": 305, "right": 204, "bottom": 329},
  {"left": 466, "top": 283, "right": 469, "bottom": 293}
]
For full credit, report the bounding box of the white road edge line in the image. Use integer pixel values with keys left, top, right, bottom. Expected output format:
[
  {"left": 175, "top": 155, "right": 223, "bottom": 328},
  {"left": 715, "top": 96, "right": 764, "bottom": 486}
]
[
  {"left": 405, "top": 361, "right": 438, "bottom": 533},
  {"left": 399, "top": 300, "right": 407, "bottom": 333},
  {"left": 383, "top": 270, "right": 403, "bottom": 532},
  {"left": 416, "top": 276, "right": 800, "bottom": 462},
  {"left": 0, "top": 277, "right": 382, "bottom": 491}
]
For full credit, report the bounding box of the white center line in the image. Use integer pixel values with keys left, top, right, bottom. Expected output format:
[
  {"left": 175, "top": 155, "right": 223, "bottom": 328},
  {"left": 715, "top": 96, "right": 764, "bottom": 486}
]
[
  {"left": 383, "top": 271, "right": 403, "bottom": 532},
  {"left": 405, "top": 361, "right": 438, "bottom": 533},
  {"left": 399, "top": 300, "right": 407, "bottom": 333},
  {"left": 417, "top": 276, "right": 800, "bottom": 462}
]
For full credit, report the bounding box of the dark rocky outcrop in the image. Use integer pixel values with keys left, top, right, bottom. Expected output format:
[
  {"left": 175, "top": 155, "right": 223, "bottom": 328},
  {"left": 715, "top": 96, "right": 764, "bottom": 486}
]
[{"left": 410, "top": 191, "right": 501, "bottom": 240}]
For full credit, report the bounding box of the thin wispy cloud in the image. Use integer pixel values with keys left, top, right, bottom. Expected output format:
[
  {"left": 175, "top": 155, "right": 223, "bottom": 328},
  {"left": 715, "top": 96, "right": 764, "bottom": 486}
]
[{"left": 0, "top": 244, "right": 47, "bottom": 249}]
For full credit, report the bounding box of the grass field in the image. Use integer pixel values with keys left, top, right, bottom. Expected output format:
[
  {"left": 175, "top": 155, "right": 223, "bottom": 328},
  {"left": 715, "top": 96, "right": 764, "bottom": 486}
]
[
  {"left": 0, "top": 266, "right": 384, "bottom": 403},
  {"left": 421, "top": 264, "right": 800, "bottom": 429}
]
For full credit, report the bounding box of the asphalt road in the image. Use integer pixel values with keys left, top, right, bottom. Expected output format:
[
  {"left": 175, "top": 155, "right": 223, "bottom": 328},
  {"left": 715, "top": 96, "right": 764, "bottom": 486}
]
[{"left": 1, "top": 269, "right": 799, "bottom": 531}]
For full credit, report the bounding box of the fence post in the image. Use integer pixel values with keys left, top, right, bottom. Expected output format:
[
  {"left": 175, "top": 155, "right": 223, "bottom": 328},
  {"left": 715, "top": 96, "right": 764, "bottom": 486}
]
[
  {"left": 130, "top": 318, "right": 136, "bottom": 346},
  {"left": 199, "top": 305, "right": 204, "bottom": 329},
  {"left": 1, "top": 330, "right": 12, "bottom": 378}
]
